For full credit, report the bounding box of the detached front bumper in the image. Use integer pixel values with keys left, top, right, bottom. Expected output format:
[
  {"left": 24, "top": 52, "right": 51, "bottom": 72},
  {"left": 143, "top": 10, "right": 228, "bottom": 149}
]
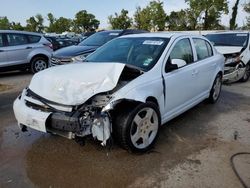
[
  {"left": 13, "top": 93, "right": 51, "bottom": 133},
  {"left": 223, "top": 63, "right": 246, "bottom": 83},
  {"left": 13, "top": 89, "right": 112, "bottom": 144}
]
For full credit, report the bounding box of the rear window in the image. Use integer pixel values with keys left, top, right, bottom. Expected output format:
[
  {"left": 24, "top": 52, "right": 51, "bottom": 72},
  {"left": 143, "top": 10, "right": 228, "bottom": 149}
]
[
  {"left": 206, "top": 33, "right": 248, "bottom": 47},
  {"left": 28, "top": 35, "right": 41, "bottom": 43},
  {"left": 6, "top": 33, "right": 29, "bottom": 46},
  {"left": 0, "top": 34, "right": 3, "bottom": 47}
]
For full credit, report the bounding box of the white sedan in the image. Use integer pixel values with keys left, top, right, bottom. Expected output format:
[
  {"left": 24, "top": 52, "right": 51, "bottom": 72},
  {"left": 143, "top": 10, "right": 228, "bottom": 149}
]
[{"left": 13, "top": 33, "right": 224, "bottom": 153}]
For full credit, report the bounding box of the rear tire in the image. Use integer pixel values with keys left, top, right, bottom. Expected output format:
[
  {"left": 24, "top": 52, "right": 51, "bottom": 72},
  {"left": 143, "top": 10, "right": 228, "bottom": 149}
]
[
  {"left": 240, "top": 63, "right": 250, "bottom": 82},
  {"left": 114, "top": 102, "right": 160, "bottom": 153},
  {"left": 208, "top": 74, "right": 222, "bottom": 104},
  {"left": 31, "top": 56, "right": 48, "bottom": 73}
]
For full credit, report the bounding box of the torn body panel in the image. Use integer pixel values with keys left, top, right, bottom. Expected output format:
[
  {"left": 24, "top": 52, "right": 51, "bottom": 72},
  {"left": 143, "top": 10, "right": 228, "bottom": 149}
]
[
  {"left": 215, "top": 45, "right": 249, "bottom": 83},
  {"left": 14, "top": 63, "right": 147, "bottom": 145}
]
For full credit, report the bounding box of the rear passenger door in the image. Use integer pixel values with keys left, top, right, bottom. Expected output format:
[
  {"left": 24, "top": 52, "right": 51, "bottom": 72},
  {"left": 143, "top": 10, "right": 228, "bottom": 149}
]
[
  {"left": 5, "top": 33, "right": 32, "bottom": 66},
  {"left": 0, "top": 33, "right": 8, "bottom": 66},
  {"left": 191, "top": 38, "right": 216, "bottom": 94}
]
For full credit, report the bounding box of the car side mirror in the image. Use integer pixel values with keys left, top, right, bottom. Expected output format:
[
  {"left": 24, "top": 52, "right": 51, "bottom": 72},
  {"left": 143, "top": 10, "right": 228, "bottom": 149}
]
[{"left": 171, "top": 59, "right": 187, "bottom": 68}]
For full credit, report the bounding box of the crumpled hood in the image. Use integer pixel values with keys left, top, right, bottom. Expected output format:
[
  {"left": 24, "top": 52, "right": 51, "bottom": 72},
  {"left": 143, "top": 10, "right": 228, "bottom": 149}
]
[
  {"left": 29, "top": 63, "right": 125, "bottom": 106},
  {"left": 53, "top": 45, "right": 97, "bottom": 57},
  {"left": 215, "top": 46, "right": 243, "bottom": 55}
]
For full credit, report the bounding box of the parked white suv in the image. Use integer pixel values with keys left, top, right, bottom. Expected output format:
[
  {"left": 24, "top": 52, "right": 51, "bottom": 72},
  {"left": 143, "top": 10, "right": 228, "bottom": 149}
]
[
  {"left": 0, "top": 30, "right": 53, "bottom": 73},
  {"left": 206, "top": 31, "right": 250, "bottom": 83},
  {"left": 13, "top": 33, "right": 224, "bottom": 153}
]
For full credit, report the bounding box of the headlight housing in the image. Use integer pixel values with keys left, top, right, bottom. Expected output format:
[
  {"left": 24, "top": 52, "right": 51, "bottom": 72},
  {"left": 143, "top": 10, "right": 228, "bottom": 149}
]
[
  {"left": 72, "top": 53, "right": 91, "bottom": 62},
  {"left": 225, "top": 55, "right": 241, "bottom": 65}
]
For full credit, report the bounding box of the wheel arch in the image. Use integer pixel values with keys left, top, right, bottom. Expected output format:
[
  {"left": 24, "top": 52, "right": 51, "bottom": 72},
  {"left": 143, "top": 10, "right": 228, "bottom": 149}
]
[{"left": 30, "top": 54, "right": 49, "bottom": 64}]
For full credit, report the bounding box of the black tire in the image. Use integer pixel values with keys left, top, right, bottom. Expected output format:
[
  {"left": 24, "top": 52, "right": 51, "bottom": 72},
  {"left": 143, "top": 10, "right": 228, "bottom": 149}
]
[
  {"left": 114, "top": 102, "right": 160, "bottom": 153},
  {"left": 208, "top": 74, "right": 222, "bottom": 104},
  {"left": 239, "top": 63, "right": 250, "bottom": 82},
  {"left": 30, "top": 56, "right": 48, "bottom": 73}
]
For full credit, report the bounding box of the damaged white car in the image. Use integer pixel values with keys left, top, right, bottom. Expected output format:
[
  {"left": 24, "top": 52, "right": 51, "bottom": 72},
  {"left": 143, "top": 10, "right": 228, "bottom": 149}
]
[
  {"left": 206, "top": 32, "right": 250, "bottom": 83},
  {"left": 13, "top": 33, "right": 224, "bottom": 152}
]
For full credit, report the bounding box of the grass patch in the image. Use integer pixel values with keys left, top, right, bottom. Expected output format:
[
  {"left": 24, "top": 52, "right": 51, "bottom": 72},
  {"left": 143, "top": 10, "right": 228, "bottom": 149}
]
[{"left": 0, "top": 84, "right": 12, "bottom": 92}]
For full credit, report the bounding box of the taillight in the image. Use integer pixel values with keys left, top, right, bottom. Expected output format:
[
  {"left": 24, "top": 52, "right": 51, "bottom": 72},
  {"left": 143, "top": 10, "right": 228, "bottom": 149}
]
[{"left": 43, "top": 43, "right": 53, "bottom": 50}]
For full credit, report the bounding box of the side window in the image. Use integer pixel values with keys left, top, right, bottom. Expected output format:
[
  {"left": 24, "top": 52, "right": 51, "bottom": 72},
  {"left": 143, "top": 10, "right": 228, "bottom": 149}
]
[
  {"left": 169, "top": 38, "right": 193, "bottom": 64},
  {"left": 193, "top": 38, "right": 212, "bottom": 60},
  {"left": 0, "top": 34, "right": 3, "bottom": 47},
  {"left": 28, "top": 35, "right": 41, "bottom": 43},
  {"left": 6, "top": 33, "right": 29, "bottom": 46},
  {"left": 206, "top": 41, "right": 213, "bottom": 56}
]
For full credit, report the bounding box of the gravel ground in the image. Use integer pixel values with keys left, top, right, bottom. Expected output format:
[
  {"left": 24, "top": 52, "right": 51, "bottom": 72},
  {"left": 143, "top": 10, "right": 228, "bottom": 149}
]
[{"left": 0, "top": 72, "right": 249, "bottom": 188}]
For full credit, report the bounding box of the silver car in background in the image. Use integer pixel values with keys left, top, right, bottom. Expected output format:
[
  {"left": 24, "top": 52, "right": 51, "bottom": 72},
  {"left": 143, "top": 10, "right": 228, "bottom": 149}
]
[{"left": 0, "top": 30, "right": 53, "bottom": 73}]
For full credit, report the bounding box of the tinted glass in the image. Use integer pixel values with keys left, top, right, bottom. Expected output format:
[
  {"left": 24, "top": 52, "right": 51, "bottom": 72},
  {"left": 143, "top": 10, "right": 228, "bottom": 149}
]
[
  {"left": 169, "top": 38, "right": 193, "bottom": 64},
  {"left": 86, "top": 37, "right": 169, "bottom": 71},
  {"left": 206, "top": 33, "right": 248, "bottom": 46},
  {"left": 79, "top": 31, "right": 121, "bottom": 46},
  {"left": 193, "top": 38, "right": 210, "bottom": 60},
  {"left": 7, "top": 33, "right": 28, "bottom": 46},
  {"left": 0, "top": 34, "right": 3, "bottom": 47},
  {"left": 28, "top": 35, "right": 41, "bottom": 43}
]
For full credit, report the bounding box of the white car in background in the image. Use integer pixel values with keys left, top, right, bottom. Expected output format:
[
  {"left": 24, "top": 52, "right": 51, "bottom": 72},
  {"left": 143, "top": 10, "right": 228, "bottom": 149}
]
[
  {"left": 206, "top": 31, "right": 250, "bottom": 83},
  {"left": 13, "top": 33, "right": 224, "bottom": 153}
]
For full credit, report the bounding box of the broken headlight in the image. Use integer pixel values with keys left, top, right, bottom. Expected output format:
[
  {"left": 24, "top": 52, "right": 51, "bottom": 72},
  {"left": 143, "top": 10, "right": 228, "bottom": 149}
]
[{"left": 225, "top": 55, "right": 241, "bottom": 65}]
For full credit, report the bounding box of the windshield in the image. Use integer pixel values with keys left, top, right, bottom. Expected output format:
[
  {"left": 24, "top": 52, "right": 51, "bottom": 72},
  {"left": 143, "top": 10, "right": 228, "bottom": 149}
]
[
  {"left": 206, "top": 33, "right": 249, "bottom": 47},
  {"left": 78, "top": 31, "right": 121, "bottom": 46},
  {"left": 85, "top": 37, "right": 169, "bottom": 71}
]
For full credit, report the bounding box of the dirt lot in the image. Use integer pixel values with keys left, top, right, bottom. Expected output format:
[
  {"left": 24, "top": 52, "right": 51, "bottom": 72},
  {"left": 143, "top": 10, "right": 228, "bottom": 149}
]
[{"left": 0, "top": 72, "right": 249, "bottom": 188}]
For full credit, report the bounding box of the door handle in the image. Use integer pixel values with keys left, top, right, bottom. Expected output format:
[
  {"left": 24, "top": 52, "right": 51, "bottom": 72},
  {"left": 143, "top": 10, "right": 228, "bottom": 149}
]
[
  {"left": 26, "top": 47, "right": 32, "bottom": 49},
  {"left": 0, "top": 50, "right": 4, "bottom": 52}
]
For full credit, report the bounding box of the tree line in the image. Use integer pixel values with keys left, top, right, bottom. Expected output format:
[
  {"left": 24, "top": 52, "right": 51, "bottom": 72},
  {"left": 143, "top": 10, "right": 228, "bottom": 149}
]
[{"left": 0, "top": 0, "right": 250, "bottom": 33}]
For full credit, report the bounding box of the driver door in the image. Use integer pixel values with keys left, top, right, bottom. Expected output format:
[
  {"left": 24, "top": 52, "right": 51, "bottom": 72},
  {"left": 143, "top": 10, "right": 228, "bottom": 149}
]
[{"left": 162, "top": 37, "right": 199, "bottom": 121}]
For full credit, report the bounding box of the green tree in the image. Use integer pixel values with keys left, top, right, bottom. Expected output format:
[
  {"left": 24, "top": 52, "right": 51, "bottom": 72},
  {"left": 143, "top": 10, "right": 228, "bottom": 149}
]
[
  {"left": 53, "top": 17, "right": 72, "bottom": 33},
  {"left": 46, "top": 13, "right": 56, "bottom": 32},
  {"left": 134, "top": 1, "right": 166, "bottom": 31},
  {"left": 148, "top": 0, "right": 166, "bottom": 31},
  {"left": 230, "top": 0, "right": 240, "bottom": 30},
  {"left": 11, "top": 22, "right": 25, "bottom": 31},
  {"left": 108, "top": 9, "right": 132, "bottom": 29},
  {"left": 0, "top": 16, "right": 11, "bottom": 29},
  {"left": 244, "top": 2, "right": 250, "bottom": 28},
  {"left": 134, "top": 6, "right": 152, "bottom": 30},
  {"left": 26, "top": 14, "right": 44, "bottom": 32},
  {"left": 167, "top": 10, "right": 190, "bottom": 31},
  {"left": 73, "top": 10, "right": 100, "bottom": 33},
  {"left": 185, "top": 0, "right": 228, "bottom": 30}
]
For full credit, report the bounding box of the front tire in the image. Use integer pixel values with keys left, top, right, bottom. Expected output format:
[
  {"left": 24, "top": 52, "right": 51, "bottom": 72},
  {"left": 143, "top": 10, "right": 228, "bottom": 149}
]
[
  {"left": 208, "top": 74, "right": 222, "bottom": 104},
  {"left": 240, "top": 63, "right": 250, "bottom": 82},
  {"left": 31, "top": 56, "right": 48, "bottom": 73},
  {"left": 114, "top": 102, "right": 160, "bottom": 153}
]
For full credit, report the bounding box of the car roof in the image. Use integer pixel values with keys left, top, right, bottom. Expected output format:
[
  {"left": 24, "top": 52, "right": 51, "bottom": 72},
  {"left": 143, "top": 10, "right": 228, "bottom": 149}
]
[
  {"left": 119, "top": 32, "right": 203, "bottom": 39},
  {"left": 97, "top": 29, "right": 148, "bottom": 35},
  {"left": 205, "top": 31, "right": 249, "bottom": 35},
  {"left": 0, "top": 30, "right": 43, "bottom": 36}
]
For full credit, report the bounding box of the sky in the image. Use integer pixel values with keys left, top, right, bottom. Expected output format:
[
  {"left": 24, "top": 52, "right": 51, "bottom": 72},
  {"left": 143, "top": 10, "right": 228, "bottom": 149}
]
[{"left": 0, "top": 0, "right": 249, "bottom": 29}]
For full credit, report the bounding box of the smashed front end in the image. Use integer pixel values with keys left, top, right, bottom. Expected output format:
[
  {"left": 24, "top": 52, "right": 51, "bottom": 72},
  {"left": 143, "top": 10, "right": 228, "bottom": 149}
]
[
  {"left": 223, "top": 53, "right": 245, "bottom": 83},
  {"left": 14, "top": 88, "right": 113, "bottom": 145},
  {"left": 13, "top": 63, "right": 142, "bottom": 146}
]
